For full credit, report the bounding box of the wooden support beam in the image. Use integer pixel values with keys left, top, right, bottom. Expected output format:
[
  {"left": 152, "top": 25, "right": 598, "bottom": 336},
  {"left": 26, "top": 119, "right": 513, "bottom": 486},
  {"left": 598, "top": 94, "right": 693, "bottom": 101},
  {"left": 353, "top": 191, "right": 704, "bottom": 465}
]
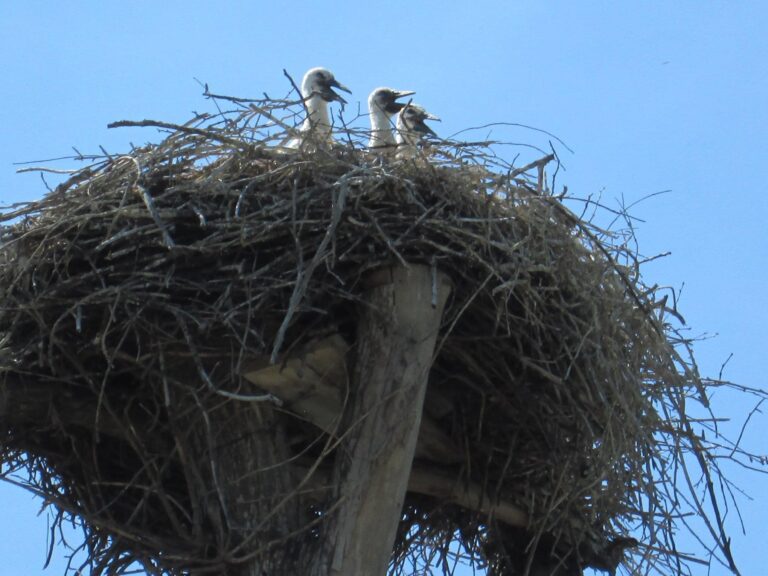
[
  {"left": 242, "top": 336, "right": 462, "bottom": 465},
  {"left": 408, "top": 467, "right": 527, "bottom": 528},
  {"left": 0, "top": 378, "right": 168, "bottom": 452},
  {"left": 0, "top": 378, "right": 528, "bottom": 534},
  {"left": 311, "top": 264, "right": 451, "bottom": 576}
]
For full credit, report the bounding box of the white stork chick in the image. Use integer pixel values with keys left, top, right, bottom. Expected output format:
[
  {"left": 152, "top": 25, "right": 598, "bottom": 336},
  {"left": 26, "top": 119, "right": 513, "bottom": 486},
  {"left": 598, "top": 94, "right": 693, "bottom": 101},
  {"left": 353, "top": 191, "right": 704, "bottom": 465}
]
[
  {"left": 286, "top": 67, "right": 351, "bottom": 149},
  {"left": 367, "top": 87, "right": 415, "bottom": 151},
  {"left": 395, "top": 103, "right": 439, "bottom": 159}
]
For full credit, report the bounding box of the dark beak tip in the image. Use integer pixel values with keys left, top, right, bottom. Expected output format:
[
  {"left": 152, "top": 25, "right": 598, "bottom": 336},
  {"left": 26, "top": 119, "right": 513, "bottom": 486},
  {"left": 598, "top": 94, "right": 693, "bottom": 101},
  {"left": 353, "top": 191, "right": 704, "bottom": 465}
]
[
  {"left": 331, "top": 80, "right": 352, "bottom": 94},
  {"left": 418, "top": 121, "right": 438, "bottom": 138},
  {"left": 385, "top": 102, "right": 407, "bottom": 114}
]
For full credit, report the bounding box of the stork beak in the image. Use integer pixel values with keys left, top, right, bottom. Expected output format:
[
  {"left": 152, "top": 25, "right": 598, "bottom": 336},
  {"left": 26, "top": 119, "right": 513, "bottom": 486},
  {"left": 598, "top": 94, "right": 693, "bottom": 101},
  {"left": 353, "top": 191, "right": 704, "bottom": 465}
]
[
  {"left": 417, "top": 122, "right": 438, "bottom": 138},
  {"left": 413, "top": 108, "right": 439, "bottom": 137},
  {"left": 384, "top": 90, "right": 417, "bottom": 114},
  {"left": 323, "top": 78, "right": 351, "bottom": 104}
]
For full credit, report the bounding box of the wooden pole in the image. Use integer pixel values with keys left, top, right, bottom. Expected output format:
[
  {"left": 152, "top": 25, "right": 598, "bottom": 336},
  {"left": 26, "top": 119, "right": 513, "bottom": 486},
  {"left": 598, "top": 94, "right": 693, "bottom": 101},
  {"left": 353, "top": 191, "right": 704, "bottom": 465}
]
[{"left": 312, "top": 263, "right": 452, "bottom": 576}]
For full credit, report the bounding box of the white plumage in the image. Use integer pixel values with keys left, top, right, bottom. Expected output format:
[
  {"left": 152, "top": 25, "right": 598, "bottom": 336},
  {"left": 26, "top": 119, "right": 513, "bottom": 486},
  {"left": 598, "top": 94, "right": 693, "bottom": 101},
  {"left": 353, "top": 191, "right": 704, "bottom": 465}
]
[
  {"left": 395, "top": 103, "right": 439, "bottom": 159},
  {"left": 367, "top": 87, "right": 416, "bottom": 151},
  {"left": 285, "top": 67, "right": 351, "bottom": 149}
]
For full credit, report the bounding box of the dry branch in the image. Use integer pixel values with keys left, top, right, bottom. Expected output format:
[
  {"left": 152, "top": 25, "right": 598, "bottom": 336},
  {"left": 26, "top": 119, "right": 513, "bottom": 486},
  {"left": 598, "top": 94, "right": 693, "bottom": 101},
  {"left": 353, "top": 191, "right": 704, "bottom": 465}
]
[{"left": 0, "top": 96, "right": 761, "bottom": 576}]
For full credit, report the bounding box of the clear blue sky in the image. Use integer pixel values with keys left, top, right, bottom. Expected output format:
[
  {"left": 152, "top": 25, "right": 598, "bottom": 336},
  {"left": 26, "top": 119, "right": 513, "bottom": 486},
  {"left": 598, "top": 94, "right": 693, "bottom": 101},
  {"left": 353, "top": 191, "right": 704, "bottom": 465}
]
[{"left": 1, "top": 2, "right": 766, "bottom": 574}]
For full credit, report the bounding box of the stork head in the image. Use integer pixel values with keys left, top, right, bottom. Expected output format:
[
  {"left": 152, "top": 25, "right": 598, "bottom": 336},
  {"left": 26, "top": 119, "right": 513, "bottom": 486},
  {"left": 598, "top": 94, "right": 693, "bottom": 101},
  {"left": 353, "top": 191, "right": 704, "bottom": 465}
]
[
  {"left": 368, "top": 87, "right": 417, "bottom": 116},
  {"left": 399, "top": 103, "right": 440, "bottom": 137},
  {"left": 301, "top": 67, "right": 351, "bottom": 104}
]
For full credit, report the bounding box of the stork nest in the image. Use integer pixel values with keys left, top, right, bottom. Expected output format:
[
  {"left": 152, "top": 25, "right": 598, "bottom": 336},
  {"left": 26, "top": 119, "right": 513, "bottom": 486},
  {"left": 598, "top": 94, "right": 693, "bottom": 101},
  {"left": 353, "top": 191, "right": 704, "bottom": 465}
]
[{"left": 0, "top": 95, "right": 752, "bottom": 575}]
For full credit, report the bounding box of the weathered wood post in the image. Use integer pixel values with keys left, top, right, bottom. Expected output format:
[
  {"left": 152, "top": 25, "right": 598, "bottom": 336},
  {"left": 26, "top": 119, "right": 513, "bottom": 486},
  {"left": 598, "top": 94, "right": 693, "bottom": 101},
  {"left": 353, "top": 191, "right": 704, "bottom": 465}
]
[{"left": 312, "top": 263, "right": 452, "bottom": 576}]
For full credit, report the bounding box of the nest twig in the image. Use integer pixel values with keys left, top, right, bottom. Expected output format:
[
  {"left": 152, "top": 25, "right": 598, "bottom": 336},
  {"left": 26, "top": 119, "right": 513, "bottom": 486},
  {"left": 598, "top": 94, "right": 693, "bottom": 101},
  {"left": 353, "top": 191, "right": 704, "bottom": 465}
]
[{"left": 0, "top": 93, "right": 763, "bottom": 576}]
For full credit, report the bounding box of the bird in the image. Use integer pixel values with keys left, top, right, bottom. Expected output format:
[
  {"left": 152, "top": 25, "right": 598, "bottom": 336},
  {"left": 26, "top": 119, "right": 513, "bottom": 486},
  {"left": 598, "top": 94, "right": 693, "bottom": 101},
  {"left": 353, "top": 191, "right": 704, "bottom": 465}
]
[
  {"left": 367, "top": 87, "right": 416, "bottom": 152},
  {"left": 285, "top": 67, "right": 351, "bottom": 149},
  {"left": 395, "top": 103, "right": 440, "bottom": 159}
]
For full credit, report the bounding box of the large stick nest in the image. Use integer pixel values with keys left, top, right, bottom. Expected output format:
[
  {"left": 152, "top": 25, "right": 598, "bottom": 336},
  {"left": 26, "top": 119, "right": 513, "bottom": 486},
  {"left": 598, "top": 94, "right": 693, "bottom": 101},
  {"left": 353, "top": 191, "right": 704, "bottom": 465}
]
[{"left": 0, "top": 96, "right": 752, "bottom": 575}]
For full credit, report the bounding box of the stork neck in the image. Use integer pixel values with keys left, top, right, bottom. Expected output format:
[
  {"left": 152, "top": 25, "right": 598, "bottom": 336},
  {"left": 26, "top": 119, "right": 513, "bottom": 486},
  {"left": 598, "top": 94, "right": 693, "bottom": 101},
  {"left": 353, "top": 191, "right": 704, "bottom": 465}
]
[
  {"left": 368, "top": 106, "right": 395, "bottom": 148},
  {"left": 301, "top": 94, "right": 332, "bottom": 138},
  {"left": 395, "top": 120, "right": 419, "bottom": 148}
]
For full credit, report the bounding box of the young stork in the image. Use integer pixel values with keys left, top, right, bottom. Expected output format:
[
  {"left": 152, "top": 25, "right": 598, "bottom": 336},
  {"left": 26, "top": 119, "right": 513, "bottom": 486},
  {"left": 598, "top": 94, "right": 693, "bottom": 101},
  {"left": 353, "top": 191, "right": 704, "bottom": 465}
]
[
  {"left": 367, "top": 87, "right": 415, "bottom": 152},
  {"left": 395, "top": 103, "right": 440, "bottom": 159},
  {"left": 286, "top": 67, "right": 351, "bottom": 149}
]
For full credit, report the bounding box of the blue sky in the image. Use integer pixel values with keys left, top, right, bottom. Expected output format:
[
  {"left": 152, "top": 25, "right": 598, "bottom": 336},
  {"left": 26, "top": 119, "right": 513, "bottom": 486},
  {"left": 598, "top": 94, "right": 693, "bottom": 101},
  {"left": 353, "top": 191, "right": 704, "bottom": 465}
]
[{"left": 1, "top": 2, "right": 766, "bottom": 574}]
